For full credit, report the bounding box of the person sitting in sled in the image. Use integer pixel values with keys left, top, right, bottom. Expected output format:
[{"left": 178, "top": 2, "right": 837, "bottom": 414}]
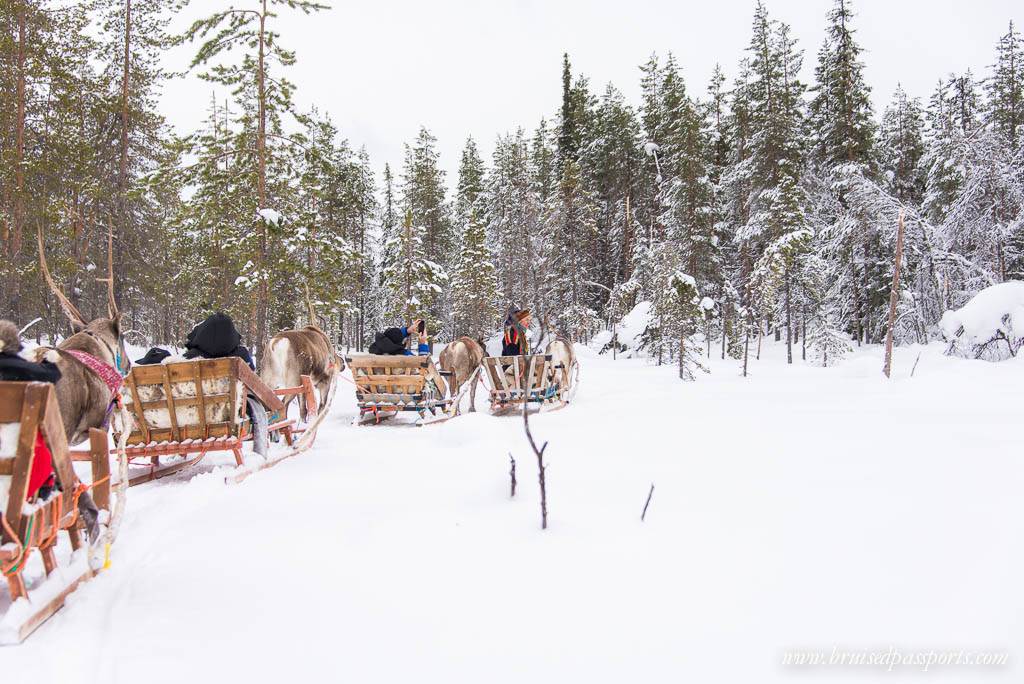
[
  {"left": 183, "top": 313, "right": 255, "bottom": 370},
  {"left": 0, "top": 320, "right": 100, "bottom": 541},
  {"left": 369, "top": 319, "right": 430, "bottom": 356},
  {"left": 182, "top": 313, "right": 267, "bottom": 453},
  {"left": 502, "top": 309, "right": 532, "bottom": 356}
]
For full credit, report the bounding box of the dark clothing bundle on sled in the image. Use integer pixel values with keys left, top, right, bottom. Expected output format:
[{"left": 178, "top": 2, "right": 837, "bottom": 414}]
[
  {"left": 0, "top": 321, "right": 62, "bottom": 507},
  {"left": 183, "top": 313, "right": 255, "bottom": 370},
  {"left": 135, "top": 313, "right": 255, "bottom": 370},
  {"left": 369, "top": 326, "right": 429, "bottom": 356}
]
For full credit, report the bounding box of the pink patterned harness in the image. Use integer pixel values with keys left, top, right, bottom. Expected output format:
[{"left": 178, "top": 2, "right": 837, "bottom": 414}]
[{"left": 66, "top": 350, "right": 124, "bottom": 395}]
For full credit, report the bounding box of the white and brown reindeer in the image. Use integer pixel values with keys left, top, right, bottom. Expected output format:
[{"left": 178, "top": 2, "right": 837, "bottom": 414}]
[
  {"left": 34, "top": 225, "right": 130, "bottom": 447},
  {"left": 544, "top": 332, "right": 579, "bottom": 401},
  {"left": 261, "top": 289, "right": 343, "bottom": 423},
  {"left": 31, "top": 224, "right": 130, "bottom": 540},
  {"left": 438, "top": 337, "right": 488, "bottom": 414}
]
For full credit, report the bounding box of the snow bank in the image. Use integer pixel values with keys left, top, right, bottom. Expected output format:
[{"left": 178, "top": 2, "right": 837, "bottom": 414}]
[
  {"left": 592, "top": 300, "right": 652, "bottom": 358},
  {"left": 940, "top": 281, "right": 1024, "bottom": 360}
]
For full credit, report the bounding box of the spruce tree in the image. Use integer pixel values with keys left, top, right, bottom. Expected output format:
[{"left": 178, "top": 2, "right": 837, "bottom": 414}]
[
  {"left": 451, "top": 209, "right": 500, "bottom": 338},
  {"left": 456, "top": 136, "right": 486, "bottom": 224},
  {"left": 183, "top": 0, "right": 329, "bottom": 362},
  {"left": 808, "top": 0, "right": 876, "bottom": 169},
  {"left": 987, "top": 22, "right": 1024, "bottom": 153}
]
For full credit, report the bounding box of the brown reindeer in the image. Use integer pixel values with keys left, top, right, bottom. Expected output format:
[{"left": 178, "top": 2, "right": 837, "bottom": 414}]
[
  {"left": 261, "top": 288, "right": 342, "bottom": 422},
  {"left": 30, "top": 224, "right": 128, "bottom": 542},
  {"left": 438, "top": 337, "right": 488, "bottom": 414},
  {"left": 34, "top": 225, "right": 129, "bottom": 447}
]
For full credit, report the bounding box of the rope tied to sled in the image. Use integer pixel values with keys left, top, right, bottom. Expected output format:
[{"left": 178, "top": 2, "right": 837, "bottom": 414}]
[{"left": 1, "top": 512, "right": 34, "bottom": 578}]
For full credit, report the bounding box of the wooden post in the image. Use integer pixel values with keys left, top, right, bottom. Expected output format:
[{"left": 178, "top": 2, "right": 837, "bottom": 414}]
[{"left": 883, "top": 214, "right": 905, "bottom": 378}]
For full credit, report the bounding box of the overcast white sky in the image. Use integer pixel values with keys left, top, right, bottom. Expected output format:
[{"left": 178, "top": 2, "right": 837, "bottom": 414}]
[{"left": 159, "top": 0, "right": 1022, "bottom": 192}]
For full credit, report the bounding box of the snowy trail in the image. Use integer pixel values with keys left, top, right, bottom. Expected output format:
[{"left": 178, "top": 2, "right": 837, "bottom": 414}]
[{"left": 3, "top": 343, "right": 1022, "bottom": 683}]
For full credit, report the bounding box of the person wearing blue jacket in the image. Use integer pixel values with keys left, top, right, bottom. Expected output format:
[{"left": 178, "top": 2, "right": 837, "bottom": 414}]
[{"left": 369, "top": 319, "right": 430, "bottom": 355}]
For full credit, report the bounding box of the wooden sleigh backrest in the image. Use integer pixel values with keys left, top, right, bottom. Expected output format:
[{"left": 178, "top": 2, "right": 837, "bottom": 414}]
[
  {"left": 120, "top": 358, "right": 246, "bottom": 445},
  {"left": 483, "top": 354, "right": 553, "bottom": 394},
  {"left": 345, "top": 355, "right": 447, "bottom": 398},
  {"left": 119, "top": 357, "right": 287, "bottom": 446},
  {"left": 0, "top": 382, "right": 77, "bottom": 545}
]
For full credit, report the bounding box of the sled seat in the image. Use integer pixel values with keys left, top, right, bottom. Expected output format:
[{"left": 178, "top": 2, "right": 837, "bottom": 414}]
[
  {"left": 482, "top": 354, "right": 560, "bottom": 410},
  {"left": 344, "top": 355, "right": 453, "bottom": 421},
  {"left": 0, "top": 381, "right": 110, "bottom": 645},
  {"left": 115, "top": 358, "right": 303, "bottom": 485}
]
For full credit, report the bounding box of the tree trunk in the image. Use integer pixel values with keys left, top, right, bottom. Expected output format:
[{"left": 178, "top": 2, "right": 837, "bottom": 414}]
[
  {"left": 10, "top": 4, "right": 27, "bottom": 319},
  {"left": 116, "top": 0, "right": 132, "bottom": 312},
  {"left": 785, "top": 266, "right": 792, "bottom": 364},
  {"left": 882, "top": 215, "right": 905, "bottom": 378},
  {"left": 254, "top": 2, "right": 269, "bottom": 366},
  {"left": 851, "top": 261, "right": 863, "bottom": 346}
]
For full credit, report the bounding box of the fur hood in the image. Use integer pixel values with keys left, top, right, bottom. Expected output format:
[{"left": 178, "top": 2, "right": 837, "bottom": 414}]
[{"left": 0, "top": 320, "right": 22, "bottom": 355}]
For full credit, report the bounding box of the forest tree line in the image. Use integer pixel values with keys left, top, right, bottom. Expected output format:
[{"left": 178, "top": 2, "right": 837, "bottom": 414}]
[{"left": 1, "top": 0, "right": 1021, "bottom": 375}]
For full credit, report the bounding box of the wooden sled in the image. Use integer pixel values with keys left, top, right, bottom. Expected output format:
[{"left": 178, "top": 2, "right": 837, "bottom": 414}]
[
  {"left": 115, "top": 358, "right": 316, "bottom": 486},
  {"left": 482, "top": 354, "right": 564, "bottom": 413},
  {"left": 344, "top": 355, "right": 454, "bottom": 425},
  {"left": 1, "top": 382, "right": 110, "bottom": 645}
]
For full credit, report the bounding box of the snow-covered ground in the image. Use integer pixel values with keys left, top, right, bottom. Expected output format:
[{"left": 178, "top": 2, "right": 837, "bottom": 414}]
[{"left": 3, "top": 340, "right": 1021, "bottom": 683}]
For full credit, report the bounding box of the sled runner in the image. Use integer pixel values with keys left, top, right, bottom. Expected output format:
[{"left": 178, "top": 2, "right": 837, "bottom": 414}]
[
  {"left": 0, "top": 382, "right": 110, "bottom": 645},
  {"left": 115, "top": 358, "right": 317, "bottom": 485},
  {"left": 482, "top": 354, "right": 568, "bottom": 413},
  {"left": 344, "top": 355, "right": 454, "bottom": 424}
]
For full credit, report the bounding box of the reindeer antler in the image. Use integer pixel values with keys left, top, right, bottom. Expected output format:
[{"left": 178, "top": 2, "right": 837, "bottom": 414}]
[
  {"left": 37, "top": 221, "right": 87, "bottom": 325},
  {"left": 96, "top": 225, "right": 118, "bottom": 318}
]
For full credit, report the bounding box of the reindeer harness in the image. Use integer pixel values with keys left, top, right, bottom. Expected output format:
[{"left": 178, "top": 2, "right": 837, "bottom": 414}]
[
  {"left": 65, "top": 350, "right": 125, "bottom": 429},
  {"left": 66, "top": 350, "right": 124, "bottom": 396}
]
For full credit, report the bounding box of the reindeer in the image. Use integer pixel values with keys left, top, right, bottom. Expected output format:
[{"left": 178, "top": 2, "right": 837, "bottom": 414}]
[
  {"left": 544, "top": 334, "right": 578, "bottom": 399},
  {"left": 260, "top": 287, "right": 342, "bottom": 422},
  {"left": 34, "top": 224, "right": 130, "bottom": 447},
  {"left": 438, "top": 337, "right": 488, "bottom": 414}
]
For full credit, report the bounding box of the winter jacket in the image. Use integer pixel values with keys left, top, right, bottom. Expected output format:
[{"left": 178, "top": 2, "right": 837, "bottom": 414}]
[
  {"left": 368, "top": 327, "right": 429, "bottom": 356},
  {"left": 135, "top": 347, "right": 171, "bottom": 366},
  {"left": 0, "top": 352, "right": 63, "bottom": 384},
  {"left": 182, "top": 313, "right": 255, "bottom": 370},
  {"left": 502, "top": 326, "right": 528, "bottom": 356},
  {"left": 0, "top": 348, "right": 60, "bottom": 502}
]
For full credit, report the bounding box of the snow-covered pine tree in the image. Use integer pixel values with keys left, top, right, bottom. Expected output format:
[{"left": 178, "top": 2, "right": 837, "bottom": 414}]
[
  {"left": 401, "top": 126, "right": 453, "bottom": 336},
  {"left": 582, "top": 83, "right": 642, "bottom": 298},
  {"left": 456, "top": 137, "right": 486, "bottom": 227},
  {"left": 381, "top": 211, "right": 448, "bottom": 341},
  {"left": 879, "top": 86, "right": 927, "bottom": 207},
  {"left": 985, "top": 23, "right": 1024, "bottom": 277},
  {"left": 808, "top": 0, "right": 881, "bottom": 347},
  {"left": 486, "top": 130, "right": 535, "bottom": 312},
  {"left": 807, "top": 308, "right": 851, "bottom": 367},
  {"left": 655, "top": 56, "right": 717, "bottom": 295},
  {"left": 451, "top": 209, "right": 500, "bottom": 339},
  {"left": 738, "top": 5, "right": 811, "bottom": 364},
  {"left": 183, "top": 0, "right": 328, "bottom": 362}
]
